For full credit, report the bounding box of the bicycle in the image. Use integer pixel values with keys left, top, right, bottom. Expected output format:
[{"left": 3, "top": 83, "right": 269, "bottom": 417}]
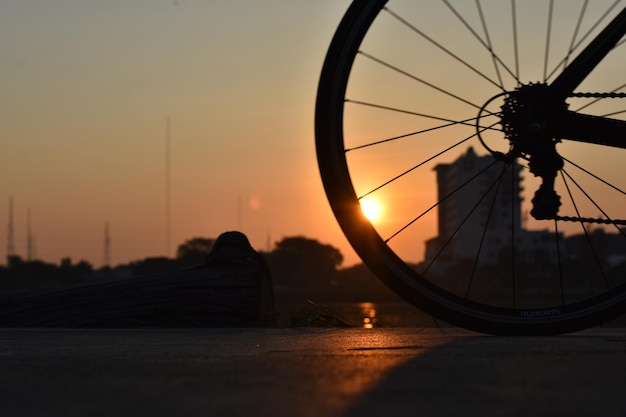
[{"left": 315, "top": 0, "right": 626, "bottom": 334}]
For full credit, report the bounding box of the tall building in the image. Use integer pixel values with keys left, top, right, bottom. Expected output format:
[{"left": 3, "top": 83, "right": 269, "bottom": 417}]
[{"left": 424, "top": 147, "right": 558, "bottom": 268}]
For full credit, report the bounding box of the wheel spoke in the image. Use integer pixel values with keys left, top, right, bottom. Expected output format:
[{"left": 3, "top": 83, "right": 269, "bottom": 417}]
[
  {"left": 545, "top": 0, "right": 622, "bottom": 82},
  {"left": 383, "top": 7, "right": 503, "bottom": 90},
  {"left": 316, "top": 0, "right": 626, "bottom": 334},
  {"left": 443, "top": 0, "right": 515, "bottom": 90},
  {"left": 358, "top": 121, "right": 499, "bottom": 199},
  {"left": 573, "top": 82, "right": 626, "bottom": 113},
  {"left": 386, "top": 157, "right": 500, "bottom": 244},
  {"left": 543, "top": 0, "right": 555, "bottom": 82},
  {"left": 559, "top": 171, "right": 611, "bottom": 289},
  {"left": 562, "top": 155, "right": 626, "bottom": 197},
  {"left": 510, "top": 165, "right": 518, "bottom": 308},
  {"left": 564, "top": 0, "right": 589, "bottom": 69},
  {"left": 464, "top": 162, "right": 512, "bottom": 298},
  {"left": 475, "top": 0, "right": 511, "bottom": 87},
  {"left": 560, "top": 167, "right": 626, "bottom": 235},
  {"left": 511, "top": 0, "right": 520, "bottom": 82},
  {"left": 345, "top": 115, "right": 499, "bottom": 152},
  {"left": 344, "top": 99, "right": 500, "bottom": 133},
  {"left": 553, "top": 219, "right": 565, "bottom": 306},
  {"left": 358, "top": 51, "right": 484, "bottom": 110},
  {"left": 602, "top": 108, "right": 626, "bottom": 117},
  {"left": 421, "top": 182, "right": 489, "bottom": 277}
]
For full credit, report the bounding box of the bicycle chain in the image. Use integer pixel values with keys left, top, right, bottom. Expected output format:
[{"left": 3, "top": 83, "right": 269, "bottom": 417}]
[
  {"left": 553, "top": 216, "right": 626, "bottom": 225},
  {"left": 545, "top": 91, "right": 626, "bottom": 224},
  {"left": 569, "top": 92, "right": 626, "bottom": 98}
]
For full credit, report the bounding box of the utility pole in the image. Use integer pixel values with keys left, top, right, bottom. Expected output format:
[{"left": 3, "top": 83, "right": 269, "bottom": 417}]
[
  {"left": 103, "top": 221, "right": 111, "bottom": 267},
  {"left": 26, "top": 208, "right": 33, "bottom": 261},
  {"left": 165, "top": 118, "right": 171, "bottom": 258},
  {"left": 6, "top": 196, "right": 15, "bottom": 261},
  {"left": 237, "top": 195, "right": 242, "bottom": 230}
]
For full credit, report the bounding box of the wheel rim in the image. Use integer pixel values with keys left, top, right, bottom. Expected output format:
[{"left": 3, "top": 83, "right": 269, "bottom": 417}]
[{"left": 316, "top": 1, "right": 626, "bottom": 334}]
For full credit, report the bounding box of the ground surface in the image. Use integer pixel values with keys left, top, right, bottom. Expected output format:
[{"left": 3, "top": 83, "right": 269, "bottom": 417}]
[{"left": 1, "top": 328, "right": 625, "bottom": 417}]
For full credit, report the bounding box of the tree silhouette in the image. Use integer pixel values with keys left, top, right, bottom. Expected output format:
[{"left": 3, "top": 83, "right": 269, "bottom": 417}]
[
  {"left": 132, "top": 257, "right": 177, "bottom": 276},
  {"left": 265, "top": 236, "right": 343, "bottom": 301},
  {"left": 176, "top": 237, "right": 216, "bottom": 267},
  {"left": 274, "top": 236, "right": 343, "bottom": 266}
]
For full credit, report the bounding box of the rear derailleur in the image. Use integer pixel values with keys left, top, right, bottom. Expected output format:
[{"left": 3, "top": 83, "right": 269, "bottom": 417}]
[{"left": 499, "top": 83, "right": 565, "bottom": 220}]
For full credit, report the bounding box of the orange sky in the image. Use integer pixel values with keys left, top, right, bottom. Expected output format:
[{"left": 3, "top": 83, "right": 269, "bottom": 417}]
[
  {"left": 1, "top": 1, "right": 361, "bottom": 267},
  {"left": 2, "top": 1, "right": 624, "bottom": 270}
]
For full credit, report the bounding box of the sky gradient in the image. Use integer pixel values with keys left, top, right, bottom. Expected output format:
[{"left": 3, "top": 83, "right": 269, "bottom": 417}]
[
  {"left": 3, "top": 1, "right": 624, "bottom": 270},
  {"left": 1, "top": 1, "right": 359, "bottom": 267}
]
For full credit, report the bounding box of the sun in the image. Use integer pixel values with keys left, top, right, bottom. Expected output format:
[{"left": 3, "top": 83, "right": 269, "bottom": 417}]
[{"left": 360, "top": 197, "right": 384, "bottom": 222}]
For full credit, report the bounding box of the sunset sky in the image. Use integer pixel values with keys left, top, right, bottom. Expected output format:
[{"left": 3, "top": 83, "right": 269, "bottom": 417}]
[
  {"left": 3, "top": 1, "right": 624, "bottom": 270},
  {"left": 1, "top": 1, "right": 358, "bottom": 267}
]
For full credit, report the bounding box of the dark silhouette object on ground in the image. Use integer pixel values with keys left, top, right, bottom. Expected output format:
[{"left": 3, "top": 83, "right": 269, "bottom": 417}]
[
  {"left": 0, "top": 231, "right": 274, "bottom": 327},
  {"left": 199, "top": 231, "right": 274, "bottom": 324},
  {"left": 204, "top": 231, "right": 261, "bottom": 266}
]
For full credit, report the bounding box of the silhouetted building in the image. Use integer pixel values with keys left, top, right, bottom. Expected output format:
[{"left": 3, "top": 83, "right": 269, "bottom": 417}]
[
  {"left": 424, "top": 147, "right": 558, "bottom": 268},
  {"left": 564, "top": 228, "right": 626, "bottom": 267}
]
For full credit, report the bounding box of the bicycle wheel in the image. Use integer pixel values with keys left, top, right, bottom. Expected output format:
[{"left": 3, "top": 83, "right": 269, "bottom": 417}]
[{"left": 316, "top": 0, "right": 626, "bottom": 334}]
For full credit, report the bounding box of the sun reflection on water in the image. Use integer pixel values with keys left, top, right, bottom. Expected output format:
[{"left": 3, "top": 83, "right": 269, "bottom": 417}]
[{"left": 359, "top": 302, "right": 378, "bottom": 329}]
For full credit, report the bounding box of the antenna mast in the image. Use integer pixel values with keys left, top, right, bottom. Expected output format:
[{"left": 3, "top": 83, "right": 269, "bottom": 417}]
[
  {"left": 165, "top": 118, "right": 171, "bottom": 258},
  {"left": 26, "top": 207, "right": 33, "bottom": 261},
  {"left": 6, "top": 196, "right": 15, "bottom": 260},
  {"left": 103, "top": 221, "right": 111, "bottom": 267}
]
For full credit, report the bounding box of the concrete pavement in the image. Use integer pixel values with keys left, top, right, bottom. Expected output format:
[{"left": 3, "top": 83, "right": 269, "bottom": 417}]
[{"left": 0, "top": 328, "right": 625, "bottom": 417}]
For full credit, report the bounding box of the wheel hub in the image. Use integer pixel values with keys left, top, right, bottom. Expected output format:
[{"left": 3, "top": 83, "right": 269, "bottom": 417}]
[
  {"left": 501, "top": 84, "right": 546, "bottom": 148},
  {"left": 481, "top": 83, "right": 569, "bottom": 220}
]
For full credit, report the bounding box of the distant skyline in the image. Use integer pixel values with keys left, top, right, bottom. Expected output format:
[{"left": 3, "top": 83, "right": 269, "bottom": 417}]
[
  {"left": 4, "top": 2, "right": 621, "bottom": 270},
  {"left": 1, "top": 1, "right": 360, "bottom": 267}
]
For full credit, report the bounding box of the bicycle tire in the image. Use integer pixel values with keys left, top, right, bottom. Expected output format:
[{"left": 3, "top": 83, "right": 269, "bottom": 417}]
[{"left": 315, "top": 0, "right": 626, "bottom": 334}]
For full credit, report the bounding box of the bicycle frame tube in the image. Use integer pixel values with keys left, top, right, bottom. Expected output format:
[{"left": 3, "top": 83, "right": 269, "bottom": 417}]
[
  {"left": 558, "top": 111, "right": 626, "bottom": 149},
  {"left": 544, "top": 6, "right": 626, "bottom": 149},
  {"left": 548, "top": 6, "right": 626, "bottom": 101}
]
